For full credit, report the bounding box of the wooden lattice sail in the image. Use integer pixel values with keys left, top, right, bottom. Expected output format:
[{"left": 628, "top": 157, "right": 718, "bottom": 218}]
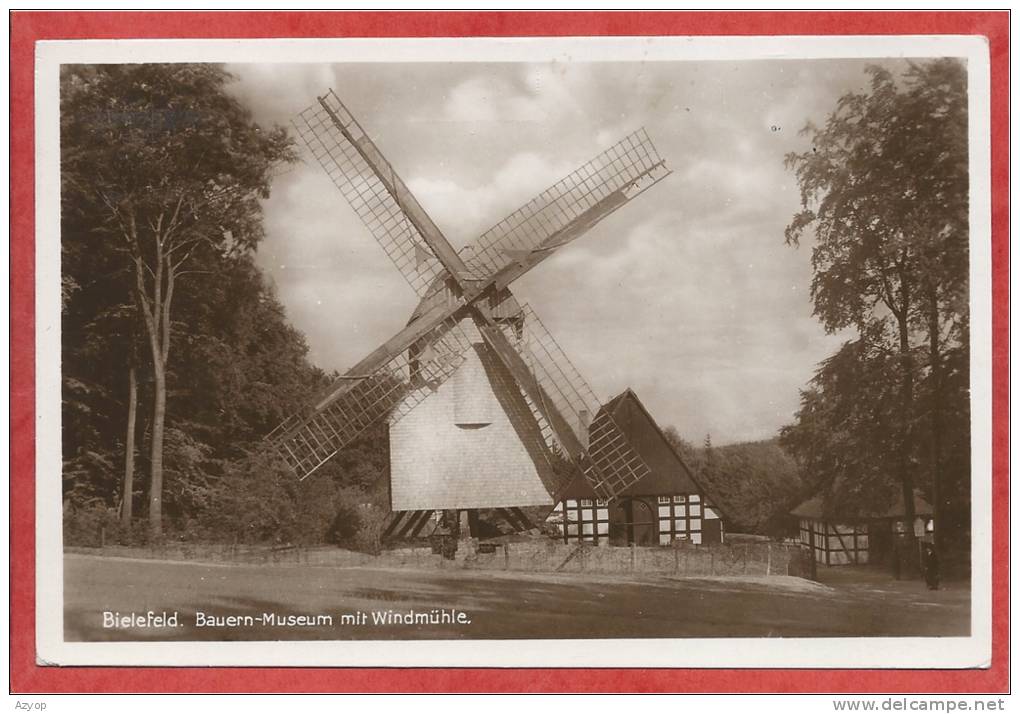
[
  {"left": 266, "top": 315, "right": 474, "bottom": 480},
  {"left": 502, "top": 305, "right": 653, "bottom": 499}
]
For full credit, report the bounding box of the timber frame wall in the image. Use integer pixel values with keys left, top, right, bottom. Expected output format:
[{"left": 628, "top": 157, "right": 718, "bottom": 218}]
[
  {"left": 559, "top": 493, "right": 723, "bottom": 546},
  {"left": 798, "top": 518, "right": 869, "bottom": 566}
]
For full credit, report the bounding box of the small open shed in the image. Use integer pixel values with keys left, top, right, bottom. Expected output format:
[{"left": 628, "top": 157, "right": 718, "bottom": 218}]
[
  {"left": 791, "top": 490, "right": 934, "bottom": 566},
  {"left": 552, "top": 389, "right": 728, "bottom": 546}
]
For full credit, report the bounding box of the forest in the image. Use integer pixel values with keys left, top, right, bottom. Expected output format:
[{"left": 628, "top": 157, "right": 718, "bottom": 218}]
[
  {"left": 60, "top": 64, "right": 390, "bottom": 549},
  {"left": 60, "top": 60, "right": 970, "bottom": 556}
]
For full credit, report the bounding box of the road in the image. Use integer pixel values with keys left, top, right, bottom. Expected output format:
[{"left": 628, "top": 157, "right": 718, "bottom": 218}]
[{"left": 64, "top": 553, "right": 970, "bottom": 641}]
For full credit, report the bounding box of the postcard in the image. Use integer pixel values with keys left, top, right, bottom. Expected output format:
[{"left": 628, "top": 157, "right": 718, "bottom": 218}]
[{"left": 28, "top": 30, "right": 995, "bottom": 672}]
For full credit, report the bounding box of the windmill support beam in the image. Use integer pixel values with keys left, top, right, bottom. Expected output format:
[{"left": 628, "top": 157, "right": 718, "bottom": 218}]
[
  {"left": 509, "top": 507, "right": 535, "bottom": 532},
  {"left": 407, "top": 510, "right": 435, "bottom": 538},
  {"left": 395, "top": 510, "right": 431, "bottom": 539},
  {"left": 381, "top": 511, "right": 408, "bottom": 541},
  {"left": 496, "top": 508, "right": 524, "bottom": 532}
]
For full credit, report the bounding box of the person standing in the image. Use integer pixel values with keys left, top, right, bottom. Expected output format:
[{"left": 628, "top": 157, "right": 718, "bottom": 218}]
[{"left": 923, "top": 544, "right": 941, "bottom": 590}]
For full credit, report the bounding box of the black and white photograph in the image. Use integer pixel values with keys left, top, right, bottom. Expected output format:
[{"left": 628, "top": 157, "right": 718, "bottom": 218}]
[{"left": 38, "top": 35, "right": 991, "bottom": 668}]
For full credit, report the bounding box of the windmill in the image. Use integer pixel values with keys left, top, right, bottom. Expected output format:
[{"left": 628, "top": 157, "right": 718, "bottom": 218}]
[{"left": 267, "top": 88, "right": 672, "bottom": 539}]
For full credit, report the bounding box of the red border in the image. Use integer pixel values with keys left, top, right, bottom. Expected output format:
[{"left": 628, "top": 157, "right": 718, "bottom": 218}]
[{"left": 10, "top": 11, "right": 1009, "bottom": 693}]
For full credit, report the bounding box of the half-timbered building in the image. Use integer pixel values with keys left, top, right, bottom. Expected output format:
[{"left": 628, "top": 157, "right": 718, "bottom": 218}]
[
  {"left": 791, "top": 490, "right": 934, "bottom": 566},
  {"left": 551, "top": 389, "right": 727, "bottom": 546}
]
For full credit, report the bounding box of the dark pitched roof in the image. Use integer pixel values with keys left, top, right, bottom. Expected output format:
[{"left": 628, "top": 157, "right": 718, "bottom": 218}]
[
  {"left": 603, "top": 389, "right": 703, "bottom": 496},
  {"left": 790, "top": 489, "right": 934, "bottom": 521},
  {"left": 561, "top": 388, "right": 731, "bottom": 522}
]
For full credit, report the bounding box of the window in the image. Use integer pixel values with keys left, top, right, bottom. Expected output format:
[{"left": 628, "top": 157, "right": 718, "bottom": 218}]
[
  {"left": 595, "top": 499, "right": 608, "bottom": 507},
  {"left": 655, "top": 496, "right": 704, "bottom": 544},
  {"left": 561, "top": 498, "right": 610, "bottom": 545}
]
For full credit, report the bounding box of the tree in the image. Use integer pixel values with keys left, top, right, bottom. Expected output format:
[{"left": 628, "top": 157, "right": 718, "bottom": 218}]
[
  {"left": 784, "top": 59, "right": 969, "bottom": 553},
  {"left": 780, "top": 329, "right": 905, "bottom": 516},
  {"left": 61, "top": 64, "right": 295, "bottom": 537},
  {"left": 665, "top": 429, "right": 805, "bottom": 536}
]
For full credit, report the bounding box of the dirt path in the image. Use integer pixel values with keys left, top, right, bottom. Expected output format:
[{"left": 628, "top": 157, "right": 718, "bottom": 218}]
[{"left": 64, "top": 553, "right": 970, "bottom": 641}]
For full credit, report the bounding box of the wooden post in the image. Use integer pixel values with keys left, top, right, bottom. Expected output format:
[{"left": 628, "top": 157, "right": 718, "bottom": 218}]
[
  {"left": 467, "top": 509, "right": 481, "bottom": 539},
  {"left": 766, "top": 543, "right": 772, "bottom": 576},
  {"left": 503, "top": 543, "right": 510, "bottom": 570},
  {"left": 673, "top": 544, "right": 679, "bottom": 575},
  {"left": 630, "top": 543, "right": 636, "bottom": 572}
]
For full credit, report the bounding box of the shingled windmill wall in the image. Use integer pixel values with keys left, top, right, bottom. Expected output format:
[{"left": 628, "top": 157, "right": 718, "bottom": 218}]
[{"left": 389, "top": 323, "right": 559, "bottom": 511}]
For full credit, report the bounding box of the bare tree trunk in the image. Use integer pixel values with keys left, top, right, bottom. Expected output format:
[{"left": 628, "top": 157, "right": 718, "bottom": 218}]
[
  {"left": 927, "top": 289, "right": 944, "bottom": 555},
  {"left": 148, "top": 360, "right": 166, "bottom": 539},
  {"left": 121, "top": 364, "right": 137, "bottom": 528},
  {"left": 896, "top": 274, "right": 917, "bottom": 572},
  {"left": 125, "top": 207, "right": 182, "bottom": 542},
  {"left": 130, "top": 214, "right": 172, "bottom": 541}
]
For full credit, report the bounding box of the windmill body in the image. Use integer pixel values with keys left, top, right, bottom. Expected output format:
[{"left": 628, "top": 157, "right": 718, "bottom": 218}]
[
  {"left": 390, "top": 327, "right": 558, "bottom": 512},
  {"left": 268, "top": 89, "right": 673, "bottom": 535}
]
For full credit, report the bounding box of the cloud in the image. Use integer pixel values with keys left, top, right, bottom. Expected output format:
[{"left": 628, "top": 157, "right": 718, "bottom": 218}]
[
  {"left": 408, "top": 150, "right": 575, "bottom": 243},
  {"left": 256, "top": 153, "right": 418, "bottom": 371},
  {"left": 239, "top": 58, "right": 878, "bottom": 443},
  {"left": 225, "top": 63, "right": 336, "bottom": 128},
  {"left": 442, "top": 76, "right": 546, "bottom": 123}
]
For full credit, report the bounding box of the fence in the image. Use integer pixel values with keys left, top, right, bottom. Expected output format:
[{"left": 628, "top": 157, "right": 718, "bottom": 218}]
[
  {"left": 67, "top": 538, "right": 815, "bottom": 579},
  {"left": 458, "top": 539, "right": 813, "bottom": 578}
]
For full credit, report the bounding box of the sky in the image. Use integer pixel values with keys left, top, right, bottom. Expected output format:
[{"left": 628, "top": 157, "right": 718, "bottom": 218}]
[{"left": 225, "top": 58, "right": 899, "bottom": 445}]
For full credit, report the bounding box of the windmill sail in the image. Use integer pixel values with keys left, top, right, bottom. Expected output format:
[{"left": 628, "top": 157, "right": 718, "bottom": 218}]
[
  {"left": 494, "top": 304, "right": 652, "bottom": 500},
  {"left": 293, "top": 90, "right": 463, "bottom": 297},
  {"left": 267, "top": 315, "right": 474, "bottom": 480},
  {"left": 461, "top": 129, "right": 670, "bottom": 283}
]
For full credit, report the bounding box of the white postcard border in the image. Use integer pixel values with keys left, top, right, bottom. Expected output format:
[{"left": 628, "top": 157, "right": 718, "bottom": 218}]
[{"left": 35, "top": 33, "right": 993, "bottom": 669}]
